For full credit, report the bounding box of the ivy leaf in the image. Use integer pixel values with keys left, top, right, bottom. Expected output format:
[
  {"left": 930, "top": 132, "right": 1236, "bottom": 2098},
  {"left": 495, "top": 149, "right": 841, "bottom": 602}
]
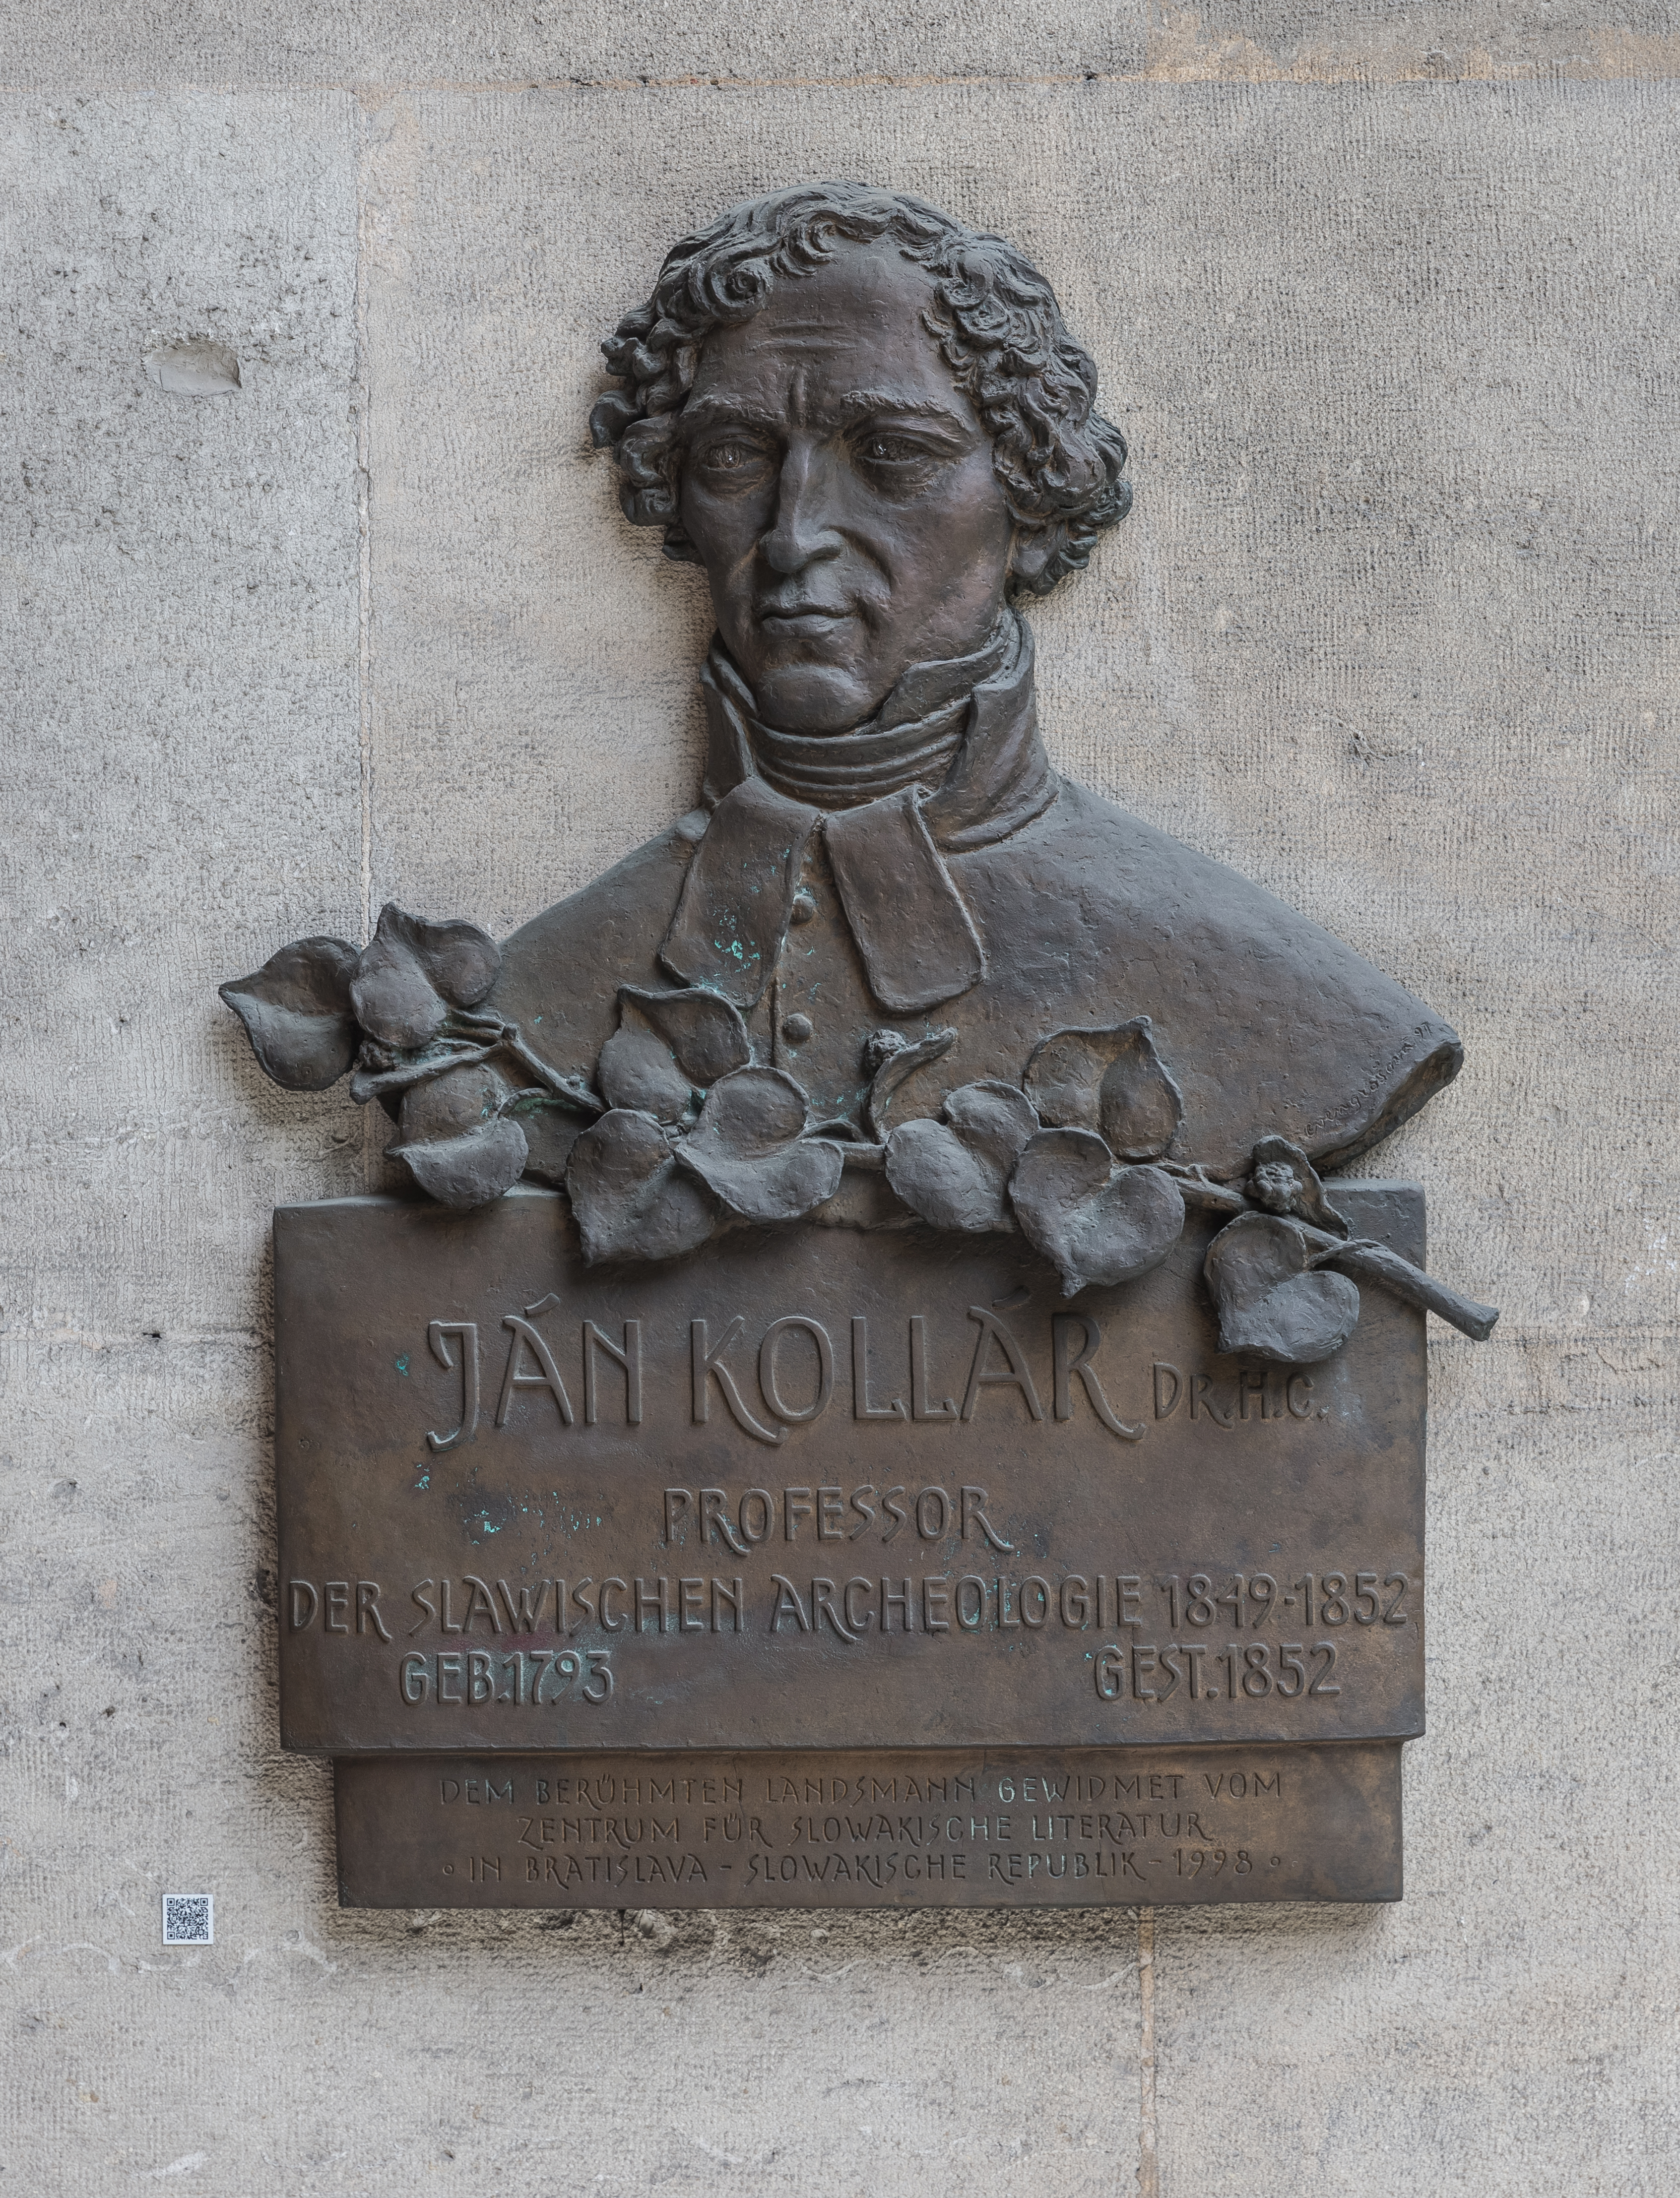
[
  {"left": 884, "top": 1082, "right": 1039, "bottom": 1232},
  {"left": 675, "top": 1067, "right": 844, "bottom": 1224},
  {"left": 1246, "top": 1135, "right": 1350, "bottom": 1239},
  {"left": 1009, "top": 1128, "right": 1186, "bottom": 1296},
  {"left": 350, "top": 904, "right": 501, "bottom": 1050},
  {"left": 219, "top": 937, "right": 359, "bottom": 1091},
  {"left": 386, "top": 1060, "right": 527, "bottom": 1208},
  {"left": 596, "top": 985, "right": 751, "bottom": 1122},
  {"left": 566, "top": 1108, "right": 719, "bottom": 1264},
  {"left": 391, "top": 1118, "right": 530, "bottom": 1209},
  {"left": 397, "top": 1058, "right": 510, "bottom": 1143},
  {"left": 516, "top": 1103, "right": 593, "bottom": 1188},
  {"left": 1023, "top": 1017, "right": 1184, "bottom": 1161},
  {"left": 1204, "top": 1212, "right": 1361, "bottom": 1364}
]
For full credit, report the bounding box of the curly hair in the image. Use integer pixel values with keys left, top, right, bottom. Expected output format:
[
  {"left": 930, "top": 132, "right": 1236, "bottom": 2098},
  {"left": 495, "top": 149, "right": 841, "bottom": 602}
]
[{"left": 589, "top": 182, "right": 1131, "bottom": 600}]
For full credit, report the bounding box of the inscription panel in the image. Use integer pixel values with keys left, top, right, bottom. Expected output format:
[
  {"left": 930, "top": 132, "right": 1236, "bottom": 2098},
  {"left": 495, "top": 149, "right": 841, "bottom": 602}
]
[
  {"left": 335, "top": 1744, "right": 1403, "bottom": 1908},
  {"left": 276, "top": 1184, "right": 1425, "bottom": 1753}
]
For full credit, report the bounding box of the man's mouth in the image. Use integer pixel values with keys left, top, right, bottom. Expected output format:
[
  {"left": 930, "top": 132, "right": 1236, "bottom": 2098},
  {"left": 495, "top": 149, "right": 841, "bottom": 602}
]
[{"left": 757, "top": 605, "right": 854, "bottom": 641}]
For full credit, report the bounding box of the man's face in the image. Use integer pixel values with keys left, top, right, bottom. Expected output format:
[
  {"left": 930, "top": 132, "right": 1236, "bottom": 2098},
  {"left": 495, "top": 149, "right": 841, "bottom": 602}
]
[{"left": 676, "top": 243, "right": 1017, "bottom": 734}]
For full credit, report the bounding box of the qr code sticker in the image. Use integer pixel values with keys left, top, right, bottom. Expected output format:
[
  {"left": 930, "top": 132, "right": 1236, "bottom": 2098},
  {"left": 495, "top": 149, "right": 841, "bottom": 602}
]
[{"left": 162, "top": 1894, "right": 213, "bottom": 1945}]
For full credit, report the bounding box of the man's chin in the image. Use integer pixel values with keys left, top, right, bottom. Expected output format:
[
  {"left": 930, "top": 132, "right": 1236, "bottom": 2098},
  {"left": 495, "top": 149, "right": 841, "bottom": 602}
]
[{"left": 749, "top": 660, "right": 886, "bottom": 737}]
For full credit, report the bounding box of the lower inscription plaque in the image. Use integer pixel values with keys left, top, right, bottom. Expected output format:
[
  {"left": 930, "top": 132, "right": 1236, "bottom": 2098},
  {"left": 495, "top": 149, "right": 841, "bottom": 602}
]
[{"left": 336, "top": 1745, "right": 1401, "bottom": 1907}]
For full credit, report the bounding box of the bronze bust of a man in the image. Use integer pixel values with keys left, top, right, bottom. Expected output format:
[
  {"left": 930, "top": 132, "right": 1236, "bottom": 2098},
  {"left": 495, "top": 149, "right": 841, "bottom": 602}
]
[
  {"left": 507, "top": 186, "right": 1455, "bottom": 1165},
  {"left": 225, "top": 182, "right": 1485, "bottom": 1350}
]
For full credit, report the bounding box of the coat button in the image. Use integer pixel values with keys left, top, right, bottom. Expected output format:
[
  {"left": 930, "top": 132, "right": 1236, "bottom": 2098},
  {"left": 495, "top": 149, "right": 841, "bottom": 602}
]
[
  {"left": 789, "top": 890, "right": 817, "bottom": 925},
  {"left": 783, "top": 1013, "right": 814, "bottom": 1045}
]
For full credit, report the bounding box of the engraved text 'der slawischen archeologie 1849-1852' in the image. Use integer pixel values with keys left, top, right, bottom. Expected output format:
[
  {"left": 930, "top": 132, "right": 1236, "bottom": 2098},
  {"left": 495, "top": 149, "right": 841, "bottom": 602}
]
[{"left": 221, "top": 185, "right": 1497, "bottom": 1906}]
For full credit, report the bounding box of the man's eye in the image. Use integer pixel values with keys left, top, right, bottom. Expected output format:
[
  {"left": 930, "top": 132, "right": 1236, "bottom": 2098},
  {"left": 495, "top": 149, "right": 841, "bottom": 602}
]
[
  {"left": 695, "top": 437, "right": 772, "bottom": 478},
  {"left": 863, "top": 433, "right": 924, "bottom": 464}
]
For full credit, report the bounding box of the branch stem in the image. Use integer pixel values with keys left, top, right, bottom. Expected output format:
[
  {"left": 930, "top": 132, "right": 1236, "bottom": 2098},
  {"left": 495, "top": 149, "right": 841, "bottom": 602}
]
[
  {"left": 1173, "top": 1175, "right": 1498, "bottom": 1341},
  {"left": 1311, "top": 1235, "right": 1500, "bottom": 1342}
]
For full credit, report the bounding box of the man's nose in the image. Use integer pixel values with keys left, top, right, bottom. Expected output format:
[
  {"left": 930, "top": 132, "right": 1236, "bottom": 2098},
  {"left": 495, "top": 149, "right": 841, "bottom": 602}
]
[{"left": 761, "top": 439, "right": 845, "bottom": 576}]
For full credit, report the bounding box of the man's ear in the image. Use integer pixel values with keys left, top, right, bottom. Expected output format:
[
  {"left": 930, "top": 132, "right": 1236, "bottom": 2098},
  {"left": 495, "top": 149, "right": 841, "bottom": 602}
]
[
  {"left": 658, "top": 448, "right": 705, "bottom": 563},
  {"left": 1006, "top": 521, "right": 1061, "bottom": 597}
]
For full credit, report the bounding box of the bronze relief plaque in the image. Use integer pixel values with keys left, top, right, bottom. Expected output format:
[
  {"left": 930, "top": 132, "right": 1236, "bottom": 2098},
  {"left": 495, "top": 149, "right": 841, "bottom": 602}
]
[{"left": 225, "top": 183, "right": 1494, "bottom": 1903}]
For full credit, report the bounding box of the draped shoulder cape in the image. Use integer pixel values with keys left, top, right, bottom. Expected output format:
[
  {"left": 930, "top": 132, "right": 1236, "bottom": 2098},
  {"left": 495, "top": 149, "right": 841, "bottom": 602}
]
[{"left": 493, "top": 613, "right": 1461, "bottom": 1199}]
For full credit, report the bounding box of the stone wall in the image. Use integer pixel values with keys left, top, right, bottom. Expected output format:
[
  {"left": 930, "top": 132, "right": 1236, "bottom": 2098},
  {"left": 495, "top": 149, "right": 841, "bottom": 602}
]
[{"left": 4, "top": 8, "right": 1675, "bottom": 2190}]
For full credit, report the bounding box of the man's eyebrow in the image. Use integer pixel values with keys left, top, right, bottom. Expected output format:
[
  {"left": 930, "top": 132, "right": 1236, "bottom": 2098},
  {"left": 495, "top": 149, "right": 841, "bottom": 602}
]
[
  {"left": 677, "top": 389, "right": 976, "bottom": 436},
  {"left": 831, "top": 390, "right": 975, "bottom": 434},
  {"left": 676, "top": 395, "right": 781, "bottom": 436}
]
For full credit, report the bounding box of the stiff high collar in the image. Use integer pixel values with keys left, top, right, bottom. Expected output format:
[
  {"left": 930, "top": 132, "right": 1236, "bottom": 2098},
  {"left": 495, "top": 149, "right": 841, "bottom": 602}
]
[
  {"left": 703, "top": 622, "right": 1011, "bottom": 810},
  {"left": 698, "top": 608, "right": 1055, "bottom": 849},
  {"left": 662, "top": 610, "right": 1059, "bottom": 1015}
]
